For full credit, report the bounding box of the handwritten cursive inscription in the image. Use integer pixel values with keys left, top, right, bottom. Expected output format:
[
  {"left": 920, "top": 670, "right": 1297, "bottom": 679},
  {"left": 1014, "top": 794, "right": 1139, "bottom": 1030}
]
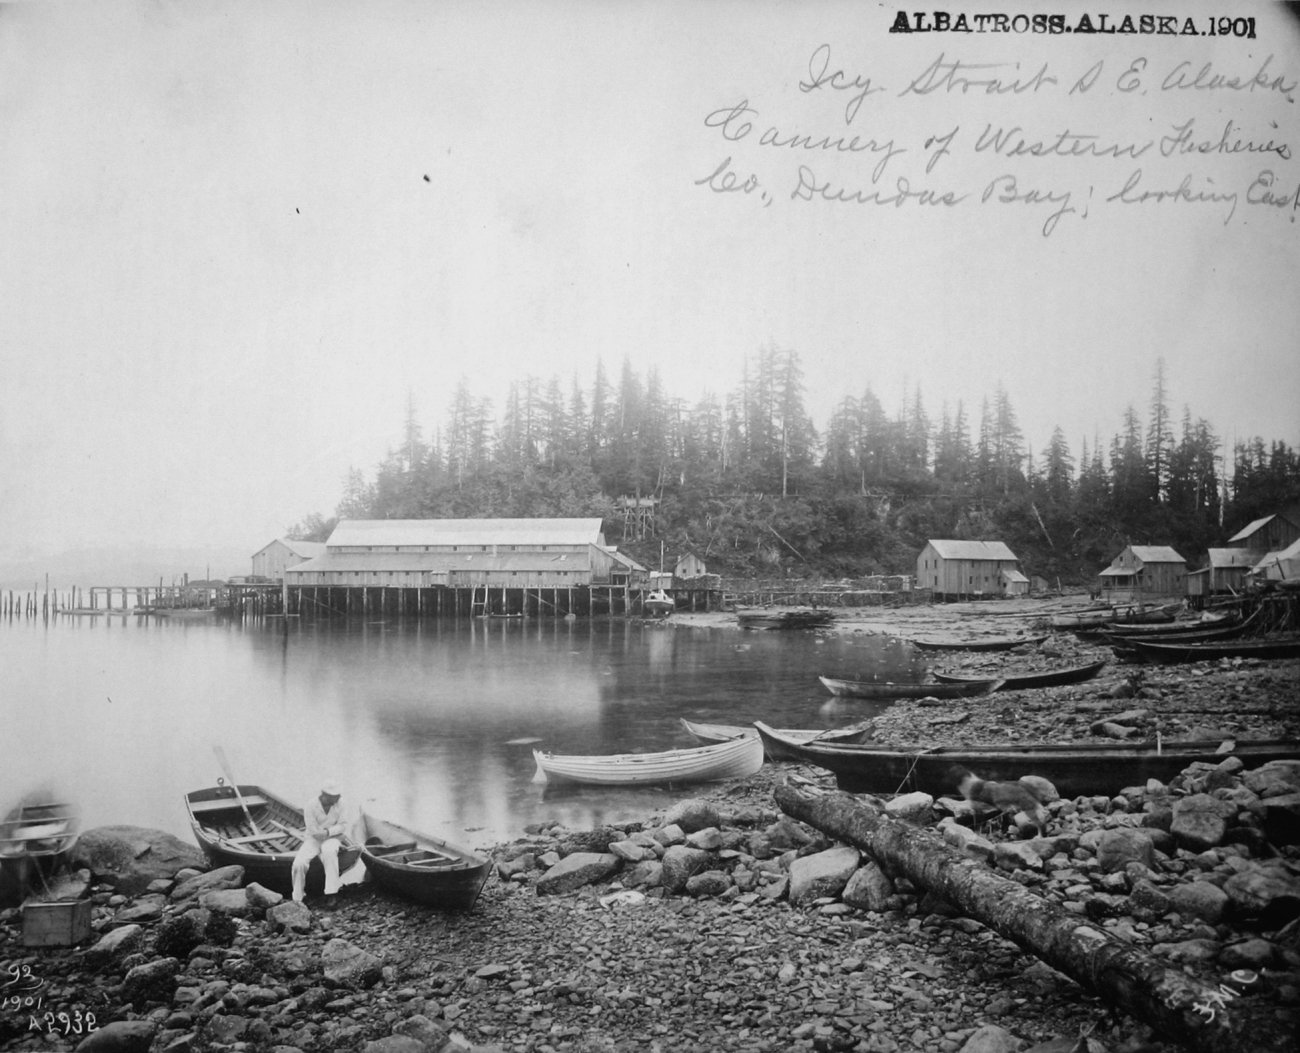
[
  {"left": 790, "top": 165, "right": 966, "bottom": 208},
  {"left": 800, "top": 45, "right": 886, "bottom": 125},
  {"left": 901, "top": 55, "right": 1058, "bottom": 96},
  {"left": 975, "top": 125, "right": 1152, "bottom": 160},
  {"left": 1160, "top": 119, "right": 1291, "bottom": 160},
  {"left": 1162, "top": 55, "right": 1297, "bottom": 100},
  {"left": 982, "top": 174, "right": 1078, "bottom": 236},
  {"left": 1106, "top": 169, "right": 1239, "bottom": 224}
]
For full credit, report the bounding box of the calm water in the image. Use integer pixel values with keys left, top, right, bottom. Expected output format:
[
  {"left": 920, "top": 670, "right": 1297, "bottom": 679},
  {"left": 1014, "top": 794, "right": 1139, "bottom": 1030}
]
[{"left": 0, "top": 614, "right": 924, "bottom": 853}]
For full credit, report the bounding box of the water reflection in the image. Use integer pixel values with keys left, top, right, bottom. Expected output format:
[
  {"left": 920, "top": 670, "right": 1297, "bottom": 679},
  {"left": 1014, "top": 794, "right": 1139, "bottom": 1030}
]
[{"left": 1, "top": 615, "right": 921, "bottom": 851}]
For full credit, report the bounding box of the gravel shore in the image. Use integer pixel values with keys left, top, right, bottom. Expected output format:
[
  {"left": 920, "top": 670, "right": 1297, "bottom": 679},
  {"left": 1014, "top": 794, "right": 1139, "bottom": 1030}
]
[{"left": 2, "top": 597, "right": 1296, "bottom": 1053}]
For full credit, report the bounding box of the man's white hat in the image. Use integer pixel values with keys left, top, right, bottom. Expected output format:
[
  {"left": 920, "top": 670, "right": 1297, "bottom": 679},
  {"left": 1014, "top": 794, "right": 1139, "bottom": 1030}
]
[{"left": 320, "top": 779, "right": 342, "bottom": 797}]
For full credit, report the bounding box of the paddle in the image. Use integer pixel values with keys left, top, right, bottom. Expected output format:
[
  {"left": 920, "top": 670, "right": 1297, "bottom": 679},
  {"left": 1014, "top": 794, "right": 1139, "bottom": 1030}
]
[{"left": 213, "top": 745, "right": 263, "bottom": 836}]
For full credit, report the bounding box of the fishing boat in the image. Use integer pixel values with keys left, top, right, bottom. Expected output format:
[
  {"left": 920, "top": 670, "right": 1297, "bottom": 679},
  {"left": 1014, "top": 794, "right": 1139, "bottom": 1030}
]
[
  {"left": 1113, "top": 637, "right": 1300, "bottom": 663},
  {"left": 357, "top": 812, "right": 491, "bottom": 911},
  {"left": 0, "top": 799, "right": 80, "bottom": 905},
  {"left": 1102, "top": 611, "right": 1237, "bottom": 637},
  {"left": 184, "top": 782, "right": 362, "bottom": 898},
  {"left": 644, "top": 590, "right": 675, "bottom": 617},
  {"left": 753, "top": 722, "right": 1300, "bottom": 798},
  {"left": 737, "top": 607, "right": 835, "bottom": 630},
  {"left": 531, "top": 735, "right": 764, "bottom": 787},
  {"left": 679, "top": 718, "right": 871, "bottom": 760},
  {"left": 1048, "top": 605, "right": 1176, "bottom": 630},
  {"left": 1047, "top": 608, "right": 1116, "bottom": 630},
  {"left": 818, "top": 676, "right": 1002, "bottom": 700},
  {"left": 911, "top": 635, "right": 1048, "bottom": 652},
  {"left": 931, "top": 660, "right": 1106, "bottom": 691}
]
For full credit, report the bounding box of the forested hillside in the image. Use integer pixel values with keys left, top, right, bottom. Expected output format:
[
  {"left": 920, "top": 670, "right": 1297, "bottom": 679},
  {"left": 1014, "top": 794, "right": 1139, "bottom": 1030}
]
[{"left": 289, "top": 349, "right": 1300, "bottom": 585}]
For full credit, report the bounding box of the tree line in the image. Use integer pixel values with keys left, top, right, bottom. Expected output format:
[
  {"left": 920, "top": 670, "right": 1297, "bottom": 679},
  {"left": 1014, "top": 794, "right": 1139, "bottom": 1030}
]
[{"left": 289, "top": 350, "right": 1300, "bottom": 583}]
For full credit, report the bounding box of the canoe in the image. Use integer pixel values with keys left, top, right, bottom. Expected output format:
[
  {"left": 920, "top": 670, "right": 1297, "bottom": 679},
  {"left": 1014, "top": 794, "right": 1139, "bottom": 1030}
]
[
  {"left": 737, "top": 608, "right": 835, "bottom": 630},
  {"left": 532, "top": 735, "right": 764, "bottom": 786},
  {"left": 1049, "top": 605, "right": 1176, "bottom": 630},
  {"left": 679, "top": 718, "right": 871, "bottom": 760},
  {"left": 818, "top": 676, "right": 1002, "bottom": 700},
  {"left": 1113, "top": 637, "right": 1300, "bottom": 663},
  {"left": 184, "top": 783, "right": 362, "bottom": 898},
  {"left": 932, "top": 660, "right": 1106, "bottom": 691},
  {"left": 1102, "top": 612, "right": 1237, "bottom": 637},
  {"left": 358, "top": 812, "right": 491, "bottom": 911},
  {"left": 752, "top": 722, "right": 1300, "bottom": 798},
  {"left": 911, "top": 635, "right": 1048, "bottom": 652}
]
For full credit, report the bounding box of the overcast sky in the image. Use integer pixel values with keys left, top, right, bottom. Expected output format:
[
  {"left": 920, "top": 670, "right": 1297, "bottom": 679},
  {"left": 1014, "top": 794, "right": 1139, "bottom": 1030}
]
[{"left": 2, "top": 0, "right": 1297, "bottom": 566}]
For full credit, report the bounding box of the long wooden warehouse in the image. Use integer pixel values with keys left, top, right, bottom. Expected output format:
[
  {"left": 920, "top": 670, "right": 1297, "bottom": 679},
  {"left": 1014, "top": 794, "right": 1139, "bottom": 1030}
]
[{"left": 916, "top": 540, "right": 1026, "bottom": 601}]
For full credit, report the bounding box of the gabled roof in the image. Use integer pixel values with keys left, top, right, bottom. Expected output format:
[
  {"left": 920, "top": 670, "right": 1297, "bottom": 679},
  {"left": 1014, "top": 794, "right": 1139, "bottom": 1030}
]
[
  {"left": 1001, "top": 569, "right": 1029, "bottom": 583},
  {"left": 282, "top": 539, "right": 327, "bottom": 558},
  {"left": 1128, "top": 546, "right": 1185, "bottom": 564},
  {"left": 926, "top": 540, "right": 1019, "bottom": 562},
  {"left": 1206, "top": 548, "right": 1255, "bottom": 570},
  {"left": 1252, "top": 537, "right": 1300, "bottom": 573},
  {"left": 1227, "top": 515, "right": 1277, "bottom": 543},
  {"left": 604, "top": 548, "right": 648, "bottom": 572},
  {"left": 286, "top": 550, "right": 593, "bottom": 575},
  {"left": 326, "top": 518, "right": 605, "bottom": 548}
]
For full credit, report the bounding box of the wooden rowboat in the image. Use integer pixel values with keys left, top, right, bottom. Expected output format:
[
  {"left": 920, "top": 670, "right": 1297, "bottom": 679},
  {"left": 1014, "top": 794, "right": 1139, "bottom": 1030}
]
[
  {"left": 0, "top": 798, "right": 81, "bottom": 906},
  {"left": 184, "top": 783, "right": 361, "bottom": 898},
  {"left": 679, "top": 718, "right": 871, "bottom": 760},
  {"left": 932, "top": 660, "right": 1106, "bottom": 691},
  {"left": 532, "top": 735, "right": 764, "bottom": 786},
  {"left": 753, "top": 722, "right": 1300, "bottom": 798},
  {"left": 358, "top": 812, "right": 491, "bottom": 911},
  {"left": 911, "top": 635, "right": 1047, "bottom": 652},
  {"left": 1113, "top": 637, "right": 1300, "bottom": 663},
  {"left": 737, "top": 607, "right": 835, "bottom": 630},
  {"left": 818, "top": 676, "right": 1002, "bottom": 700}
]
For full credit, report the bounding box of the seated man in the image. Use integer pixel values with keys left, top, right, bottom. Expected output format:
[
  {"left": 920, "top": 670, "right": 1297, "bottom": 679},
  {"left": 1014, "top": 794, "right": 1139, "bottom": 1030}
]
[{"left": 291, "top": 778, "right": 350, "bottom": 906}]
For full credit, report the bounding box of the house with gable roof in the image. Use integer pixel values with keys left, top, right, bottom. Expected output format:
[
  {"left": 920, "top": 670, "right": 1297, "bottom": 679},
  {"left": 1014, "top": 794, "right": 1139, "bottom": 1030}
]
[
  {"left": 1098, "top": 545, "right": 1187, "bottom": 602},
  {"left": 916, "top": 540, "right": 1027, "bottom": 600}
]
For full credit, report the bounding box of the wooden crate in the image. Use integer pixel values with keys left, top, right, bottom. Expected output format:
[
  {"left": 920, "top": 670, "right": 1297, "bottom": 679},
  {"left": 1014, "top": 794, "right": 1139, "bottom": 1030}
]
[{"left": 22, "top": 898, "right": 91, "bottom": 947}]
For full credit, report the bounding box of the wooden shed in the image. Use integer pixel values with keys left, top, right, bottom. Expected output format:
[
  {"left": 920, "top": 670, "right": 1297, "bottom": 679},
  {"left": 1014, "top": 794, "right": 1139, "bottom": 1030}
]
[
  {"left": 1227, "top": 513, "right": 1300, "bottom": 556},
  {"left": 251, "top": 539, "right": 327, "bottom": 580},
  {"left": 674, "top": 553, "right": 708, "bottom": 579},
  {"left": 916, "top": 540, "right": 1024, "bottom": 600},
  {"left": 1098, "top": 545, "right": 1187, "bottom": 602}
]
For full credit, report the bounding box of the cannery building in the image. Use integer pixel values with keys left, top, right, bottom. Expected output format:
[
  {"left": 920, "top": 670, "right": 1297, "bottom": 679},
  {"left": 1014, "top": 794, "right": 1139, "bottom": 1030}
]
[{"left": 916, "top": 540, "right": 1027, "bottom": 600}]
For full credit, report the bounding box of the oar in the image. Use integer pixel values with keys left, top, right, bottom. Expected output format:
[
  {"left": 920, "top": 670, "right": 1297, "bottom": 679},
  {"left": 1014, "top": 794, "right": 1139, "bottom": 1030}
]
[{"left": 213, "top": 745, "right": 263, "bottom": 836}]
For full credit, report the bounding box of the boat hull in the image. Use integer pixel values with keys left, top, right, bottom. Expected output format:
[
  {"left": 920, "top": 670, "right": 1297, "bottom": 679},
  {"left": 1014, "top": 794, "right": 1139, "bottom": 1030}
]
[
  {"left": 679, "top": 718, "right": 870, "bottom": 760},
  {"left": 1117, "top": 638, "right": 1300, "bottom": 663},
  {"left": 911, "top": 635, "right": 1047, "bottom": 652},
  {"left": 358, "top": 813, "right": 491, "bottom": 911},
  {"left": 532, "top": 735, "right": 764, "bottom": 786},
  {"left": 931, "top": 660, "right": 1106, "bottom": 691},
  {"left": 753, "top": 723, "right": 1300, "bottom": 798},
  {"left": 184, "top": 784, "right": 361, "bottom": 898},
  {"left": 737, "top": 608, "right": 835, "bottom": 630},
  {"left": 818, "top": 676, "right": 1001, "bottom": 700}
]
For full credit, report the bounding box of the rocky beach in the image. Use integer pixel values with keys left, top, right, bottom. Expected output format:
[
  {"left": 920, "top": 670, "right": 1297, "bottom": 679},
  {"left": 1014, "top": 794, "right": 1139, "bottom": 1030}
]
[{"left": 2, "top": 598, "right": 1298, "bottom": 1053}]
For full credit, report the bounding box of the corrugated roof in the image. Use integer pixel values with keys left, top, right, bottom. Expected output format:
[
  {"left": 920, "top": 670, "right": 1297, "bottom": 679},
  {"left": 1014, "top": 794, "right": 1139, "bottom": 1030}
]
[
  {"left": 327, "top": 518, "right": 605, "bottom": 548},
  {"left": 1129, "top": 546, "right": 1185, "bottom": 564},
  {"left": 927, "top": 540, "right": 1019, "bottom": 562},
  {"left": 1207, "top": 548, "right": 1255, "bottom": 569},
  {"left": 286, "top": 551, "right": 593, "bottom": 575},
  {"left": 1227, "top": 515, "right": 1275, "bottom": 543}
]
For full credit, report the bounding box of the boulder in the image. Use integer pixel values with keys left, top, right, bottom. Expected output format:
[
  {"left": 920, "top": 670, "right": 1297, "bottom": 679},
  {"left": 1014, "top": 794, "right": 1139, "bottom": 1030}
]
[
  {"left": 841, "top": 862, "right": 894, "bottom": 912},
  {"left": 391, "top": 1014, "right": 450, "bottom": 1050},
  {"left": 608, "top": 840, "right": 649, "bottom": 863},
  {"left": 266, "top": 900, "right": 312, "bottom": 935},
  {"left": 121, "top": 956, "right": 180, "bottom": 1005},
  {"left": 994, "top": 842, "right": 1043, "bottom": 872},
  {"left": 558, "top": 826, "right": 622, "bottom": 855},
  {"left": 83, "top": 923, "right": 145, "bottom": 965},
  {"left": 1128, "top": 879, "right": 1172, "bottom": 917},
  {"left": 108, "top": 896, "right": 166, "bottom": 928},
  {"left": 659, "top": 845, "right": 710, "bottom": 893},
  {"left": 1242, "top": 763, "right": 1300, "bottom": 798},
  {"left": 938, "top": 819, "right": 995, "bottom": 862},
  {"left": 1257, "top": 791, "right": 1300, "bottom": 846},
  {"left": 788, "top": 845, "right": 860, "bottom": 905},
  {"left": 1152, "top": 938, "right": 1222, "bottom": 963},
  {"left": 1167, "top": 881, "right": 1230, "bottom": 925},
  {"left": 1170, "top": 794, "right": 1234, "bottom": 852},
  {"left": 1018, "top": 775, "right": 1060, "bottom": 804},
  {"left": 1219, "top": 938, "right": 1277, "bottom": 970},
  {"left": 200, "top": 888, "right": 255, "bottom": 917},
  {"left": 171, "top": 865, "right": 245, "bottom": 902},
  {"left": 621, "top": 860, "right": 663, "bottom": 889},
  {"left": 245, "top": 882, "right": 284, "bottom": 910},
  {"left": 535, "top": 852, "right": 620, "bottom": 896},
  {"left": 684, "top": 827, "right": 724, "bottom": 850},
  {"left": 1095, "top": 828, "right": 1155, "bottom": 873},
  {"left": 685, "top": 870, "right": 732, "bottom": 897},
  {"left": 68, "top": 826, "right": 207, "bottom": 897},
  {"left": 362, "top": 1038, "right": 425, "bottom": 1053},
  {"left": 959, "top": 1024, "right": 1024, "bottom": 1053},
  {"left": 74, "top": 1020, "right": 157, "bottom": 1052},
  {"left": 1223, "top": 866, "right": 1300, "bottom": 925},
  {"left": 662, "top": 798, "right": 723, "bottom": 834},
  {"left": 321, "top": 937, "right": 384, "bottom": 987},
  {"left": 884, "top": 792, "right": 934, "bottom": 824}
]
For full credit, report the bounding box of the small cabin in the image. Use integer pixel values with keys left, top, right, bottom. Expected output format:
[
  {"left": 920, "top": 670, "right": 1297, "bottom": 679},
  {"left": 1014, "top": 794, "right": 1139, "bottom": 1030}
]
[
  {"left": 252, "top": 539, "right": 327, "bottom": 580},
  {"left": 1226, "top": 514, "right": 1300, "bottom": 556},
  {"left": 674, "top": 553, "right": 708, "bottom": 579},
  {"left": 916, "top": 540, "right": 1024, "bottom": 600},
  {"left": 1098, "top": 545, "right": 1186, "bottom": 602}
]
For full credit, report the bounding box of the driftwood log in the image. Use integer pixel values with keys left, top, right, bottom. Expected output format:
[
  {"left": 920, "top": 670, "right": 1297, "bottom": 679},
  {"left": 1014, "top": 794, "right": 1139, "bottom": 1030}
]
[{"left": 775, "top": 781, "right": 1291, "bottom": 1053}]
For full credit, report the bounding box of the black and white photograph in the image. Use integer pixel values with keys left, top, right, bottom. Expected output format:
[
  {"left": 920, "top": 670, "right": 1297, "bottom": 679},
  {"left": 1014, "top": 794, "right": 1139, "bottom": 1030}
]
[{"left": 2, "top": 1, "right": 1298, "bottom": 1050}]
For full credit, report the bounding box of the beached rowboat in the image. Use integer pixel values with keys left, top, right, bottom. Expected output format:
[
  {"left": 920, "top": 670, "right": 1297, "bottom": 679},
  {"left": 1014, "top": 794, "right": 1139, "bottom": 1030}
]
[
  {"left": 910, "top": 635, "right": 1048, "bottom": 652},
  {"left": 358, "top": 812, "right": 491, "bottom": 911},
  {"left": 532, "top": 735, "right": 764, "bottom": 786},
  {"left": 818, "top": 676, "right": 1002, "bottom": 700},
  {"left": 184, "top": 783, "right": 362, "bottom": 898},
  {"left": 752, "top": 722, "right": 1300, "bottom": 798},
  {"left": 931, "top": 660, "right": 1106, "bottom": 691},
  {"left": 1112, "top": 637, "right": 1300, "bottom": 663},
  {"left": 679, "top": 718, "right": 871, "bottom": 760}
]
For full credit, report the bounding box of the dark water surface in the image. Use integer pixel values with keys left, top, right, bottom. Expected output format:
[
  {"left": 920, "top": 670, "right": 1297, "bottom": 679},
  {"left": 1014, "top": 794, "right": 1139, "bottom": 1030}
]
[{"left": 1, "top": 614, "right": 924, "bottom": 852}]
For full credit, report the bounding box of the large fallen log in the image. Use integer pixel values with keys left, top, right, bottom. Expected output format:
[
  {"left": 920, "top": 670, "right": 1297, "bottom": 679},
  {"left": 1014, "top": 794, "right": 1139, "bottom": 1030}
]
[{"left": 775, "top": 781, "right": 1290, "bottom": 1053}]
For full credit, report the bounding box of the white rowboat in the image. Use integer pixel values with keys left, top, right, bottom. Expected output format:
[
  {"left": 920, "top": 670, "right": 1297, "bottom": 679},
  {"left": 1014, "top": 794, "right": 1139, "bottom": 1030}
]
[
  {"left": 532, "top": 735, "right": 764, "bottom": 786},
  {"left": 679, "top": 718, "right": 871, "bottom": 757}
]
